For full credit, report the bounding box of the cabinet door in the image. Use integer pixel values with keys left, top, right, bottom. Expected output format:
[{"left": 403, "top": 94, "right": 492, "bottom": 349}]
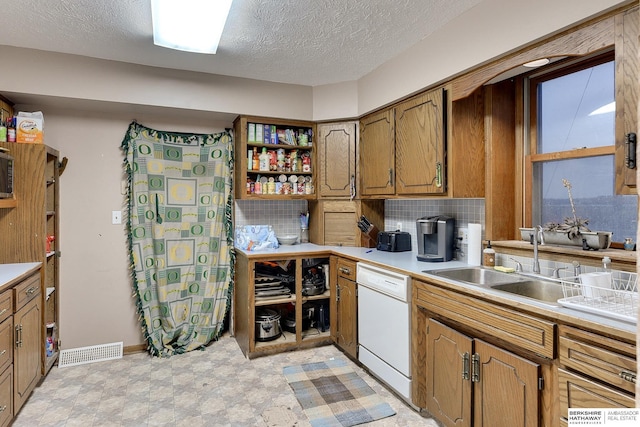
[
  {"left": 360, "top": 109, "right": 395, "bottom": 196},
  {"left": 615, "top": 6, "right": 639, "bottom": 194},
  {"left": 13, "top": 296, "right": 42, "bottom": 414},
  {"left": 395, "top": 89, "right": 446, "bottom": 195},
  {"left": 473, "top": 340, "right": 540, "bottom": 427},
  {"left": 558, "top": 368, "right": 635, "bottom": 418},
  {"left": 426, "top": 318, "right": 473, "bottom": 427},
  {"left": 317, "top": 122, "right": 357, "bottom": 198},
  {"left": 0, "top": 366, "right": 12, "bottom": 427},
  {"left": 335, "top": 276, "right": 357, "bottom": 359}
]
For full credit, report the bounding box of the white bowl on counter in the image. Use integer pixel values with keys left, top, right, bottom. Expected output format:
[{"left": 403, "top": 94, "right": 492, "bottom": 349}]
[{"left": 277, "top": 235, "right": 299, "bottom": 245}]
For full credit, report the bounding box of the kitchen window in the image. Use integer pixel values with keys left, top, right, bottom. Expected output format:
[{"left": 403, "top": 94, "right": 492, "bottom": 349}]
[{"left": 526, "top": 53, "right": 638, "bottom": 243}]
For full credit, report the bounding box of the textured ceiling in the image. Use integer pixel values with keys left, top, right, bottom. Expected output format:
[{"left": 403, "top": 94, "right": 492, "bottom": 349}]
[{"left": 0, "top": 0, "right": 481, "bottom": 86}]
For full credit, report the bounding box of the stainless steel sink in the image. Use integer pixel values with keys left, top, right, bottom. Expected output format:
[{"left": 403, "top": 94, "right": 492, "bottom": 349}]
[
  {"left": 490, "top": 280, "right": 564, "bottom": 305},
  {"left": 423, "top": 267, "right": 518, "bottom": 286}
]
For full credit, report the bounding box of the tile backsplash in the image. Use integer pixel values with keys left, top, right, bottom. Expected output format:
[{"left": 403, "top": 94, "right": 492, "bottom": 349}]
[{"left": 234, "top": 198, "right": 485, "bottom": 261}]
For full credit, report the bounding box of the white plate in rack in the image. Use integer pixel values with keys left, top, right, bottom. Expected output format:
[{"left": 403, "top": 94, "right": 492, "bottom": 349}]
[{"left": 557, "top": 295, "right": 638, "bottom": 324}]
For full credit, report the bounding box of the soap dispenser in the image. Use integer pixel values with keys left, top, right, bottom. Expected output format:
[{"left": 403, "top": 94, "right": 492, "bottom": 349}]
[{"left": 483, "top": 241, "right": 495, "bottom": 267}]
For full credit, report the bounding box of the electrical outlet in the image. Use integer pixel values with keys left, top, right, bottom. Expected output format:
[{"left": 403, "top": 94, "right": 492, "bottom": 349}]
[
  {"left": 396, "top": 222, "right": 402, "bottom": 231},
  {"left": 458, "top": 227, "right": 468, "bottom": 244},
  {"left": 112, "top": 210, "right": 122, "bottom": 225}
]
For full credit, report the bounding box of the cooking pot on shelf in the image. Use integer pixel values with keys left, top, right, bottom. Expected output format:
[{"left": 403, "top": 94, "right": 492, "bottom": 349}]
[
  {"left": 302, "top": 275, "right": 325, "bottom": 296},
  {"left": 255, "top": 308, "right": 282, "bottom": 341},
  {"left": 282, "top": 311, "right": 312, "bottom": 333}
]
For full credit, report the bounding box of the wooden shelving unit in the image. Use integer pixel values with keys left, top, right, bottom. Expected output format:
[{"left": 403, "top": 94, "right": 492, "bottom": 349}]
[
  {"left": 234, "top": 252, "right": 332, "bottom": 358},
  {"left": 233, "top": 115, "right": 316, "bottom": 200},
  {"left": 0, "top": 142, "right": 61, "bottom": 376}
]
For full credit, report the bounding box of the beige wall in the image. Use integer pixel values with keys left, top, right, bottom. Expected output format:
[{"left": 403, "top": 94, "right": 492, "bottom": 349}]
[{"left": 1, "top": 0, "right": 631, "bottom": 349}]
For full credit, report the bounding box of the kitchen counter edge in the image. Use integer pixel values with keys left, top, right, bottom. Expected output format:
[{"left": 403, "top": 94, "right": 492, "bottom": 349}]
[{"left": 236, "top": 245, "right": 637, "bottom": 342}]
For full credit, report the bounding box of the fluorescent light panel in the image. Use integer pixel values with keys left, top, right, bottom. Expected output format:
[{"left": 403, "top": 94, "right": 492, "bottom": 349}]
[{"left": 151, "top": 0, "right": 233, "bottom": 54}]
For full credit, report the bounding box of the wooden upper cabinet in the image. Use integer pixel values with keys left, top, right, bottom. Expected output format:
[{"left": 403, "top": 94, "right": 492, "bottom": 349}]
[
  {"left": 317, "top": 122, "right": 357, "bottom": 198},
  {"left": 360, "top": 109, "right": 395, "bottom": 196},
  {"left": 395, "top": 88, "right": 446, "bottom": 195},
  {"left": 614, "top": 5, "right": 638, "bottom": 194}
]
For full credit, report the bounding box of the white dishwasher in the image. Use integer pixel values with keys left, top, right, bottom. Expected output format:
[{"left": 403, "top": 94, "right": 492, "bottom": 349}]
[{"left": 357, "top": 262, "right": 411, "bottom": 402}]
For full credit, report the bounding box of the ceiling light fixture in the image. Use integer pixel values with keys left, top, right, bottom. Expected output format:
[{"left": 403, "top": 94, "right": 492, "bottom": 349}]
[
  {"left": 151, "top": 0, "right": 233, "bottom": 54},
  {"left": 523, "top": 58, "right": 550, "bottom": 68}
]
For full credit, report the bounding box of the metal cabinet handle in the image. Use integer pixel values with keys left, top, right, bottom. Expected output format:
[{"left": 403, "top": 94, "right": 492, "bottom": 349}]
[
  {"left": 350, "top": 174, "right": 356, "bottom": 200},
  {"left": 462, "top": 352, "right": 470, "bottom": 381},
  {"left": 15, "top": 324, "right": 23, "bottom": 348},
  {"left": 388, "top": 168, "right": 394, "bottom": 186},
  {"left": 0, "top": 405, "right": 6, "bottom": 413},
  {"left": 625, "top": 132, "right": 636, "bottom": 169},
  {"left": 471, "top": 353, "right": 480, "bottom": 383},
  {"left": 0, "top": 309, "right": 6, "bottom": 316},
  {"left": 619, "top": 371, "right": 636, "bottom": 384},
  {"left": 0, "top": 350, "right": 6, "bottom": 357},
  {"left": 338, "top": 267, "right": 351, "bottom": 275},
  {"left": 26, "top": 286, "right": 37, "bottom": 296},
  {"left": 435, "top": 162, "right": 443, "bottom": 188}
]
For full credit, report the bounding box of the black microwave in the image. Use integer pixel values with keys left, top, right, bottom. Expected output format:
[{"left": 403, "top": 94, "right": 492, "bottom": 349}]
[{"left": 0, "top": 151, "right": 14, "bottom": 199}]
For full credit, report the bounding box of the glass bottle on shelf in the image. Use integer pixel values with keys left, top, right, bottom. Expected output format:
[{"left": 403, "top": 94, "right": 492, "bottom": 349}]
[
  {"left": 252, "top": 148, "right": 259, "bottom": 171},
  {"left": 259, "top": 147, "right": 269, "bottom": 171}
]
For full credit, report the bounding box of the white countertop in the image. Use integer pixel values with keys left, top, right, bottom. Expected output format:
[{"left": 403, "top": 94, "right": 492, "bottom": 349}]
[
  {"left": 0, "top": 262, "right": 42, "bottom": 290},
  {"left": 238, "top": 244, "right": 638, "bottom": 339}
]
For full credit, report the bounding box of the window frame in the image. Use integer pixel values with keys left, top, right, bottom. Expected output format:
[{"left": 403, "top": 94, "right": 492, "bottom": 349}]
[{"left": 523, "top": 51, "right": 617, "bottom": 230}]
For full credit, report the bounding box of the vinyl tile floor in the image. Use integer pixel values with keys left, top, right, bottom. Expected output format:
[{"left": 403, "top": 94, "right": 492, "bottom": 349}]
[{"left": 12, "top": 333, "right": 439, "bottom": 426}]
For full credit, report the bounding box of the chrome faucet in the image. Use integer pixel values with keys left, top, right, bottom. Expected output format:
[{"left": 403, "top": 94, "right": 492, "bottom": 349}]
[
  {"left": 509, "top": 257, "right": 523, "bottom": 272},
  {"left": 532, "top": 225, "right": 542, "bottom": 274},
  {"left": 572, "top": 260, "right": 581, "bottom": 276}
]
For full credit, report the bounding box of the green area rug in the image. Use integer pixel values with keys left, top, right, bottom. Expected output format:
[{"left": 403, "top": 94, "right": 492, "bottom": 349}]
[{"left": 283, "top": 359, "right": 396, "bottom": 427}]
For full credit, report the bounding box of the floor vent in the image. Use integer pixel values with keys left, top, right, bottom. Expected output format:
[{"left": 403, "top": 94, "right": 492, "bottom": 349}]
[{"left": 58, "top": 342, "right": 123, "bottom": 368}]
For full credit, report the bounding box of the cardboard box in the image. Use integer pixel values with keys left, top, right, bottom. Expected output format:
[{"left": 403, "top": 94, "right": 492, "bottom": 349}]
[{"left": 16, "top": 111, "right": 44, "bottom": 143}]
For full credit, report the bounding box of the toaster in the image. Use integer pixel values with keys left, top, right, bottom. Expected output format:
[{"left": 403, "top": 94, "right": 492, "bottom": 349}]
[{"left": 377, "top": 231, "right": 412, "bottom": 252}]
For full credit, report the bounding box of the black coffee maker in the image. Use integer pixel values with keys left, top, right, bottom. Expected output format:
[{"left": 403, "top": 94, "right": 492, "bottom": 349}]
[{"left": 416, "top": 215, "right": 455, "bottom": 262}]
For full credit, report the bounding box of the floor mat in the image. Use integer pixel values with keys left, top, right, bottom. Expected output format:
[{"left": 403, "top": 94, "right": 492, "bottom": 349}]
[{"left": 283, "top": 358, "right": 396, "bottom": 427}]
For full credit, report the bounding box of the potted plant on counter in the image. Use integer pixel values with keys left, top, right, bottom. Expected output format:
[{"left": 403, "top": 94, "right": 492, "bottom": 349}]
[{"left": 520, "top": 179, "right": 612, "bottom": 250}]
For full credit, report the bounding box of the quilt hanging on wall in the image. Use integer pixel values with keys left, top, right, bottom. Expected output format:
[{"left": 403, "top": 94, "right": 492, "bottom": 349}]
[{"left": 121, "top": 121, "right": 234, "bottom": 356}]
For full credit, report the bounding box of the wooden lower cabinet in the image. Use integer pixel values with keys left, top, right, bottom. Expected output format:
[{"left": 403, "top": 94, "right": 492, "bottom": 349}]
[
  {"left": 0, "top": 367, "right": 12, "bottom": 427},
  {"left": 234, "top": 252, "right": 332, "bottom": 359},
  {"left": 13, "top": 286, "right": 42, "bottom": 414},
  {"left": 331, "top": 257, "right": 357, "bottom": 359},
  {"left": 558, "top": 325, "right": 636, "bottom": 424},
  {"left": 0, "top": 311, "right": 13, "bottom": 427},
  {"left": 426, "top": 318, "right": 540, "bottom": 427}
]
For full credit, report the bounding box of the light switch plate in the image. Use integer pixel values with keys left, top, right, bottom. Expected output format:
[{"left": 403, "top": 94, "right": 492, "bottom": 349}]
[{"left": 112, "top": 210, "right": 122, "bottom": 225}]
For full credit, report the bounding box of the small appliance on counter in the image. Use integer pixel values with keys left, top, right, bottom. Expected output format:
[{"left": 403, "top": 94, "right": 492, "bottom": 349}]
[
  {"left": 377, "top": 231, "right": 412, "bottom": 252},
  {"left": 416, "top": 215, "right": 455, "bottom": 262}
]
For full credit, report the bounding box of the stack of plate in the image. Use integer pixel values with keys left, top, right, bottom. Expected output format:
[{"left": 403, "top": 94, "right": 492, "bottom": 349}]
[{"left": 255, "top": 276, "right": 291, "bottom": 300}]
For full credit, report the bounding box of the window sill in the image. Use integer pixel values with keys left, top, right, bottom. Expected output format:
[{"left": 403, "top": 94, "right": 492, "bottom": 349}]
[{"left": 491, "top": 240, "right": 637, "bottom": 272}]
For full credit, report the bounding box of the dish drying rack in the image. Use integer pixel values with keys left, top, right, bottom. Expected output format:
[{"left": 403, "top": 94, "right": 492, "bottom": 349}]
[{"left": 558, "top": 271, "right": 638, "bottom": 323}]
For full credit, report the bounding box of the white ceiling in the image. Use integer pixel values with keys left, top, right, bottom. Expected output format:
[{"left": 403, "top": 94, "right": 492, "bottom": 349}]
[{"left": 0, "top": 0, "right": 482, "bottom": 87}]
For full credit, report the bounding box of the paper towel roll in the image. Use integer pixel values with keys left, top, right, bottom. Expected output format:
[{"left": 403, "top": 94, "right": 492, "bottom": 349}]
[{"left": 468, "top": 223, "right": 482, "bottom": 266}]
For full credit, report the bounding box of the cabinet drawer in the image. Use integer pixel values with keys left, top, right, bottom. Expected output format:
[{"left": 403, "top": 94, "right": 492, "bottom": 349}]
[
  {"left": 0, "top": 365, "right": 12, "bottom": 427},
  {"left": 0, "top": 319, "right": 12, "bottom": 376},
  {"left": 336, "top": 259, "right": 357, "bottom": 281},
  {"left": 559, "top": 368, "right": 635, "bottom": 418},
  {"left": 559, "top": 325, "right": 636, "bottom": 394},
  {"left": 13, "top": 272, "right": 40, "bottom": 312},
  {"left": 415, "top": 281, "right": 556, "bottom": 358},
  {"left": 0, "top": 292, "right": 11, "bottom": 325}
]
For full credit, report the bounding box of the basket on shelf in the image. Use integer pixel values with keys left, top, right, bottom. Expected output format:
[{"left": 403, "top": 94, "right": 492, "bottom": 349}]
[{"left": 558, "top": 271, "right": 638, "bottom": 323}]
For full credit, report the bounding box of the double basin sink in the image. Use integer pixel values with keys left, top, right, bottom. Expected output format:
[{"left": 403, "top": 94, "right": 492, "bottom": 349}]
[{"left": 423, "top": 267, "right": 565, "bottom": 306}]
